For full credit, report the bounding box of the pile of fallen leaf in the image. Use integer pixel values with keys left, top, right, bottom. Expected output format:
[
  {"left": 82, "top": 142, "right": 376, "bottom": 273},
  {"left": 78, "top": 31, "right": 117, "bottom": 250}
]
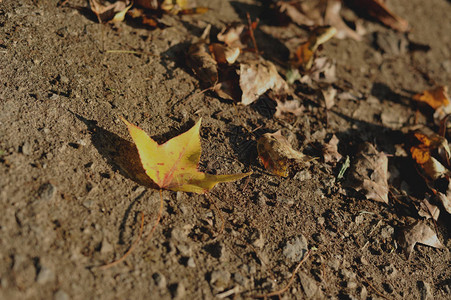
[{"left": 80, "top": 0, "right": 450, "bottom": 276}]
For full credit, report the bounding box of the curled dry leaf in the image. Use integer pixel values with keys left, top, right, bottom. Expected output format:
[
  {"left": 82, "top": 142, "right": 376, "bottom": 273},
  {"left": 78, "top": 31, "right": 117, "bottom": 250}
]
[
  {"left": 322, "top": 134, "right": 342, "bottom": 164},
  {"left": 274, "top": 97, "right": 304, "bottom": 120},
  {"left": 217, "top": 23, "right": 247, "bottom": 49},
  {"left": 398, "top": 222, "right": 445, "bottom": 258},
  {"left": 240, "top": 60, "right": 290, "bottom": 105},
  {"left": 418, "top": 197, "right": 440, "bottom": 221},
  {"left": 257, "top": 130, "right": 312, "bottom": 177},
  {"left": 344, "top": 142, "right": 389, "bottom": 203},
  {"left": 322, "top": 85, "right": 337, "bottom": 109},
  {"left": 345, "top": 0, "right": 409, "bottom": 32},
  {"left": 300, "top": 57, "right": 337, "bottom": 84},
  {"left": 413, "top": 86, "right": 451, "bottom": 123},
  {"left": 278, "top": 0, "right": 361, "bottom": 40},
  {"left": 89, "top": 0, "right": 131, "bottom": 23},
  {"left": 187, "top": 41, "right": 218, "bottom": 87},
  {"left": 209, "top": 43, "right": 240, "bottom": 65},
  {"left": 409, "top": 131, "right": 451, "bottom": 214},
  {"left": 294, "top": 26, "right": 337, "bottom": 70},
  {"left": 121, "top": 117, "right": 251, "bottom": 193},
  {"left": 324, "top": 0, "right": 362, "bottom": 41}
]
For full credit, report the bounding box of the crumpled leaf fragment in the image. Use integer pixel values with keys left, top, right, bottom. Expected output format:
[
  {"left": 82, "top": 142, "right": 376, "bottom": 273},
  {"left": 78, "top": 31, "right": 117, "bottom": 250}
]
[
  {"left": 217, "top": 23, "right": 248, "bottom": 49},
  {"left": 89, "top": 0, "right": 131, "bottom": 23},
  {"left": 413, "top": 86, "right": 451, "bottom": 123},
  {"left": 274, "top": 97, "right": 304, "bottom": 120},
  {"left": 345, "top": 142, "right": 389, "bottom": 203},
  {"left": 257, "top": 130, "right": 312, "bottom": 177},
  {"left": 240, "top": 60, "right": 290, "bottom": 105},
  {"left": 135, "top": 0, "right": 208, "bottom": 15},
  {"left": 322, "top": 134, "right": 342, "bottom": 164},
  {"left": 294, "top": 26, "right": 337, "bottom": 70},
  {"left": 409, "top": 130, "right": 451, "bottom": 214},
  {"left": 121, "top": 117, "right": 251, "bottom": 193},
  {"left": 187, "top": 41, "right": 218, "bottom": 87},
  {"left": 345, "top": 0, "right": 409, "bottom": 32},
  {"left": 209, "top": 43, "right": 240, "bottom": 65},
  {"left": 278, "top": 0, "right": 361, "bottom": 40},
  {"left": 322, "top": 85, "right": 337, "bottom": 109},
  {"left": 398, "top": 222, "right": 445, "bottom": 258},
  {"left": 418, "top": 198, "right": 440, "bottom": 221},
  {"left": 300, "top": 57, "right": 337, "bottom": 84}
]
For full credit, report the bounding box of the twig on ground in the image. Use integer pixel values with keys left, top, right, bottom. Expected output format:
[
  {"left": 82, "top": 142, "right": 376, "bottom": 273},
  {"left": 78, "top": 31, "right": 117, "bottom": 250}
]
[
  {"left": 252, "top": 249, "right": 311, "bottom": 298},
  {"left": 99, "top": 211, "right": 145, "bottom": 270}
]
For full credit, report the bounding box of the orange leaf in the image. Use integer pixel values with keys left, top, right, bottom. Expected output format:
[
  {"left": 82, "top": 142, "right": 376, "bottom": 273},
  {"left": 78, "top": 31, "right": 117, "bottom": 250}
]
[
  {"left": 121, "top": 117, "right": 251, "bottom": 194},
  {"left": 413, "top": 86, "right": 449, "bottom": 110}
]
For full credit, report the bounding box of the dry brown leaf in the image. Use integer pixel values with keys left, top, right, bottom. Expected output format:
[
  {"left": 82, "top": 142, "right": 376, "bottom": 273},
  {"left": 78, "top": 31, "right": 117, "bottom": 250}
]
[
  {"left": 89, "top": 0, "right": 131, "bottom": 23},
  {"left": 322, "top": 85, "right": 337, "bottom": 109},
  {"left": 345, "top": 142, "right": 389, "bottom": 203},
  {"left": 418, "top": 198, "right": 440, "bottom": 221},
  {"left": 187, "top": 41, "right": 218, "bottom": 87},
  {"left": 294, "top": 26, "right": 337, "bottom": 70},
  {"left": 398, "top": 222, "right": 445, "bottom": 258},
  {"left": 324, "top": 0, "right": 362, "bottom": 41},
  {"left": 413, "top": 86, "right": 451, "bottom": 123},
  {"left": 322, "top": 134, "right": 342, "bottom": 164},
  {"left": 239, "top": 60, "right": 290, "bottom": 105},
  {"left": 217, "top": 23, "right": 248, "bottom": 49},
  {"left": 209, "top": 43, "right": 240, "bottom": 65},
  {"left": 413, "top": 86, "right": 450, "bottom": 110},
  {"left": 300, "top": 57, "right": 337, "bottom": 84},
  {"left": 345, "top": 0, "right": 409, "bottom": 32},
  {"left": 274, "top": 98, "right": 304, "bottom": 120},
  {"left": 409, "top": 130, "right": 451, "bottom": 214},
  {"left": 278, "top": 0, "right": 361, "bottom": 40},
  {"left": 257, "top": 130, "right": 312, "bottom": 177},
  {"left": 410, "top": 131, "right": 450, "bottom": 180}
]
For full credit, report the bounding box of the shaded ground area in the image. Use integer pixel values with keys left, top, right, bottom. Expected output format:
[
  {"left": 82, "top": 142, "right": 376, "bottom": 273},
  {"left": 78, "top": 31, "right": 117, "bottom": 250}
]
[{"left": 0, "top": 0, "right": 450, "bottom": 299}]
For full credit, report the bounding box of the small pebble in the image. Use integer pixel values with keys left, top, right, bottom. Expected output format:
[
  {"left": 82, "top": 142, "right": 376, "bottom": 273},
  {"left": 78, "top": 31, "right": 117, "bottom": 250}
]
[
  {"left": 54, "top": 290, "right": 69, "bottom": 300},
  {"left": 187, "top": 257, "right": 195, "bottom": 268},
  {"left": 39, "top": 183, "right": 57, "bottom": 202},
  {"left": 21, "top": 141, "right": 32, "bottom": 155},
  {"left": 152, "top": 272, "right": 166, "bottom": 289},
  {"left": 36, "top": 266, "right": 55, "bottom": 284},
  {"left": 210, "top": 270, "right": 231, "bottom": 291},
  {"left": 283, "top": 235, "right": 308, "bottom": 262},
  {"left": 417, "top": 281, "right": 433, "bottom": 300},
  {"left": 100, "top": 238, "right": 113, "bottom": 254}
]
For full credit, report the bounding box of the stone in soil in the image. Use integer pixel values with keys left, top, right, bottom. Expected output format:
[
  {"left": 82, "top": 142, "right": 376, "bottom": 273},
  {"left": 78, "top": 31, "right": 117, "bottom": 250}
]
[{"left": 283, "top": 235, "right": 308, "bottom": 262}]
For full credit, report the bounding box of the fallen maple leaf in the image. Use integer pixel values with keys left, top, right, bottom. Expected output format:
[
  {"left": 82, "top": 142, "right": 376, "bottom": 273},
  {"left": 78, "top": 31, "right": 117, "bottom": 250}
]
[
  {"left": 257, "top": 130, "right": 312, "bottom": 177},
  {"left": 344, "top": 142, "right": 389, "bottom": 203},
  {"left": 121, "top": 117, "right": 251, "bottom": 193},
  {"left": 398, "top": 222, "right": 445, "bottom": 258}
]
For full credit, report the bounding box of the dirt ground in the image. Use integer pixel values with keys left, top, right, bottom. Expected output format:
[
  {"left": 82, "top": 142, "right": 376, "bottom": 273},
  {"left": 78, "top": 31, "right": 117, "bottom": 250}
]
[{"left": 1, "top": 0, "right": 450, "bottom": 299}]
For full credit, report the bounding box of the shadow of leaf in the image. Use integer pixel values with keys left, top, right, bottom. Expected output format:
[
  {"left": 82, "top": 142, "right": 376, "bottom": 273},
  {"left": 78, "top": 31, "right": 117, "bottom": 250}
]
[{"left": 72, "top": 112, "right": 157, "bottom": 190}]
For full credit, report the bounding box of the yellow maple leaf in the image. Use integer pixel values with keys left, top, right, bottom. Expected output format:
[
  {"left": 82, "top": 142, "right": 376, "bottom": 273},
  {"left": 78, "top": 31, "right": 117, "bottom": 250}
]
[{"left": 121, "top": 117, "right": 251, "bottom": 194}]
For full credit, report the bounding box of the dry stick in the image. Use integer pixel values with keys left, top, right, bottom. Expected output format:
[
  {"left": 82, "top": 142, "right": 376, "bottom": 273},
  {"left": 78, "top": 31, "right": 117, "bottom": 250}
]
[
  {"left": 356, "top": 269, "right": 393, "bottom": 300},
  {"left": 253, "top": 249, "right": 311, "bottom": 299},
  {"left": 144, "top": 189, "right": 164, "bottom": 242},
  {"left": 205, "top": 192, "right": 225, "bottom": 236},
  {"left": 99, "top": 212, "right": 145, "bottom": 270},
  {"left": 246, "top": 12, "right": 259, "bottom": 55}
]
